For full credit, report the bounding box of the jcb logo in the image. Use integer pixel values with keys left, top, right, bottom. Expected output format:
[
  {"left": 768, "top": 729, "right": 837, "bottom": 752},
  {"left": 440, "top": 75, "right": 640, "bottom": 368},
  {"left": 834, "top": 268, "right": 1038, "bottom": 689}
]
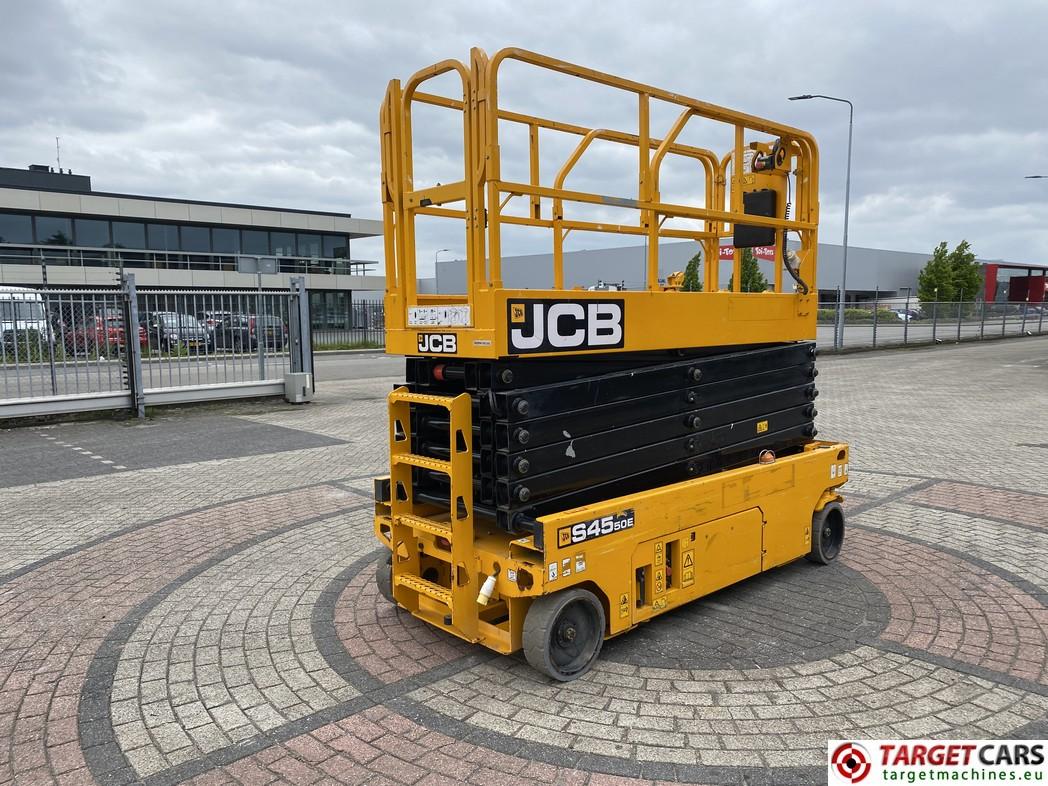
[
  {"left": 507, "top": 299, "right": 624, "bottom": 354},
  {"left": 417, "top": 333, "right": 457, "bottom": 354}
]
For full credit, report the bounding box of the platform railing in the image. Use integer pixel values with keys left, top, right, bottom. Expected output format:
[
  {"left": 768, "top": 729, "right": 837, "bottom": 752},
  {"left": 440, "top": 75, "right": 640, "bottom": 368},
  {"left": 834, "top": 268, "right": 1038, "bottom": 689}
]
[{"left": 382, "top": 46, "right": 821, "bottom": 326}]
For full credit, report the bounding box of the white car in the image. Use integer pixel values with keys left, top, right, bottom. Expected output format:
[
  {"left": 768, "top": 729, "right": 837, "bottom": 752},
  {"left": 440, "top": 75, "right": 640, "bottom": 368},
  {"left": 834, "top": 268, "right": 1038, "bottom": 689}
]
[{"left": 0, "top": 286, "right": 51, "bottom": 348}]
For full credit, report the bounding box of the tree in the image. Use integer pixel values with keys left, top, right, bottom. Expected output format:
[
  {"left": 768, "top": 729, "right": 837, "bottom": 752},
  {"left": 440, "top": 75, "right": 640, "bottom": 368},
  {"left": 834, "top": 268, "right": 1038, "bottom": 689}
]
[
  {"left": 681, "top": 252, "right": 702, "bottom": 291},
  {"left": 917, "top": 240, "right": 980, "bottom": 308},
  {"left": 728, "top": 248, "right": 769, "bottom": 292},
  {"left": 948, "top": 240, "right": 981, "bottom": 302},
  {"left": 917, "top": 242, "right": 954, "bottom": 305}
]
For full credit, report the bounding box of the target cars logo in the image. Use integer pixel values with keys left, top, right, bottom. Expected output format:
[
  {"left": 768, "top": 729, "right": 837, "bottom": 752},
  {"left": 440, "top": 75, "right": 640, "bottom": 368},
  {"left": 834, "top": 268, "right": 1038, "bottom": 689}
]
[
  {"left": 829, "top": 740, "right": 1046, "bottom": 785},
  {"left": 830, "top": 742, "right": 872, "bottom": 783}
]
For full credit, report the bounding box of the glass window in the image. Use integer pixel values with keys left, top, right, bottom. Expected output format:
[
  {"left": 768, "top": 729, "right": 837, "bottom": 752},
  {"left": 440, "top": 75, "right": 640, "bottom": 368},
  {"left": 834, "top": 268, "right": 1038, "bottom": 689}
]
[
  {"left": 180, "top": 225, "right": 210, "bottom": 253},
  {"left": 36, "top": 216, "right": 72, "bottom": 245},
  {"left": 298, "top": 233, "right": 321, "bottom": 258},
  {"left": 0, "top": 213, "right": 33, "bottom": 243},
  {"left": 147, "top": 223, "right": 180, "bottom": 251},
  {"left": 74, "top": 219, "right": 110, "bottom": 247},
  {"left": 323, "top": 234, "right": 349, "bottom": 258},
  {"left": 211, "top": 227, "right": 239, "bottom": 254},
  {"left": 270, "top": 232, "right": 295, "bottom": 256},
  {"left": 111, "top": 221, "right": 146, "bottom": 249},
  {"left": 241, "top": 229, "right": 269, "bottom": 254}
]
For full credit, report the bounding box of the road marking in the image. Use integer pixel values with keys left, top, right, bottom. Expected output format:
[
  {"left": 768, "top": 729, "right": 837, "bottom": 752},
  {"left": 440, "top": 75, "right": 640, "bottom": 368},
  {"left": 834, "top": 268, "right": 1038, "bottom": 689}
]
[{"left": 33, "top": 429, "right": 129, "bottom": 473}]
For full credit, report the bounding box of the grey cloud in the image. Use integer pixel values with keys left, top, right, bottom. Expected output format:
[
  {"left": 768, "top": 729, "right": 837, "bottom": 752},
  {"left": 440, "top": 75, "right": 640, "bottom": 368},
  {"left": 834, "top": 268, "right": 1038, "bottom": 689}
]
[{"left": 0, "top": 0, "right": 1045, "bottom": 274}]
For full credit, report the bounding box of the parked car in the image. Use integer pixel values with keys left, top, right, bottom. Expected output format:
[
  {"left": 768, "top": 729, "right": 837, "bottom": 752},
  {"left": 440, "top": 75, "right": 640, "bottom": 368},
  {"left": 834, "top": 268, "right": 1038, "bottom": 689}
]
[
  {"left": 1, "top": 286, "right": 51, "bottom": 350},
  {"left": 141, "top": 312, "right": 212, "bottom": 352},
  {"left": 64, "top": 310, "right": 147, "bottom": 354},
  {"left": 889, "top": 308, "right": 923, "bottom": 321},
  {"left": 212, "top": 314, "right": 288, "bottom": 351},
  {"left": 196, "top": 310, "right": 234, "bottom": 333}
]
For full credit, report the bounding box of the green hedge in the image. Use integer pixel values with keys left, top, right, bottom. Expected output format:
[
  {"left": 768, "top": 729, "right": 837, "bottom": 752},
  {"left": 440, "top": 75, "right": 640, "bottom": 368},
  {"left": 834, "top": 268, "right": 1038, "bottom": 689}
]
[
  {"left": 817, "top": 308, "right": 901, "bottom": 323},
  {"left": 1, "top": 329, "right": 54, "bottom": 363}
]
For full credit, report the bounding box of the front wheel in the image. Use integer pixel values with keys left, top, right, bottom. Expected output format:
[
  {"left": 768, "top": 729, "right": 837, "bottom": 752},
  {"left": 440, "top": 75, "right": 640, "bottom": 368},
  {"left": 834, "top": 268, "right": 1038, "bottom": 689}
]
[
  {"left": 807, "top": 502, "right": 845, "bottom": 565},
  {"left": 523, "top": 588, "right": 605, "bottom": 681},
  {"left": 376, "top": 553, "right": 395, "bottom": 605}
]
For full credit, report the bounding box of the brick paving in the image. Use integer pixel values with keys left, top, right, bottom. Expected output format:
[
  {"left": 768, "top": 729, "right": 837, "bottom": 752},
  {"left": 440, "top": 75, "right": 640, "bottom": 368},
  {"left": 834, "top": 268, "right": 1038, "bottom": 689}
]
[{"left": 0, "top": 338, "right": 1046, "bottom": 784}]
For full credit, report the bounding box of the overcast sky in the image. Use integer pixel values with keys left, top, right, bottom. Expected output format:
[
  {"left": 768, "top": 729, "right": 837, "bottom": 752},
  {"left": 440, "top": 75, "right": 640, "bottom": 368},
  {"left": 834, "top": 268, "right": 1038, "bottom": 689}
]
[{"left": 2, "top": 0, "right": 1047, "bottom": 275}]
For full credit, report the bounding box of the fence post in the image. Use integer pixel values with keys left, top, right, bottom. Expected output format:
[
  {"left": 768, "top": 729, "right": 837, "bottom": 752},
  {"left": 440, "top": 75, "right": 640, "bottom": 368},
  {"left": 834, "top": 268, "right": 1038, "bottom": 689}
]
[
  {"left": 956, "top": 299, "right": 963, "bottom": 342},
  {"left": 256, "top": 271, "right": 266, "bottom": 380},
  {"left": 931, "top": 300, "right": 938, "bottom": 343},
  {"left": 872, "top": 288, "right": 878, "bottom": 348},
  {"left": 833, "top": 286, "right": 840, "bottom": 351},
  {"left": 979, "top": 300, "right": 985, "bottom": 339},
  {"left": 903, "top": 290, "right": 910, "bottom": 345},
  {"left": 39, "top": 250, "right": 58, "bottom": 395},
  {"left": 289, "top": 276, "right": 314, "bottom": 384},
  {"left": 123, "top": 272, "right": 145, "bottom": 418},
  {"left": 1039, "top": 302, "right": 1045, "bottom": 335},
  {"left": 1002, "top": 302, "right": 1008, "bottom": 337},
  {"left": 1021, "top": 299, "right": 1029, "bottom": 334}
]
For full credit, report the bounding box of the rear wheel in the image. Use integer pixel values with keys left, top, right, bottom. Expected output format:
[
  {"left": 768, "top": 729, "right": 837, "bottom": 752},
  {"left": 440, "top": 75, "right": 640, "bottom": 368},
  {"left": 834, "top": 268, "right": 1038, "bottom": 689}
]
[
  {"left": 376, "top": 553, "right": 395, "bottom": 604},
  {"left": 523, "top": 588, "right": 605, "bottom": 681},
  {"left": 807, "top": 502, "right": 845, "bottom": 564}
]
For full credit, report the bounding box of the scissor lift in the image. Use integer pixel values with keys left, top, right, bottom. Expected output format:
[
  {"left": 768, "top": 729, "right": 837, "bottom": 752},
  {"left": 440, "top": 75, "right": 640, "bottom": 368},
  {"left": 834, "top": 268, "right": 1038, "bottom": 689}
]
[{"left": 373, "top": 47, "right": 848, "bottom": 680}]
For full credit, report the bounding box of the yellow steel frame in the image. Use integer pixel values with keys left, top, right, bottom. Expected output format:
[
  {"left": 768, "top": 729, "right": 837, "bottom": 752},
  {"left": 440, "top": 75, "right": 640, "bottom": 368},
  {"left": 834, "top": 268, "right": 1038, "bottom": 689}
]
[
  {"left": 377, "top": 399, "right": 850, "bottom": 654},
  {"left": 380, "top": 47, "right": 822, "bottom": 359}
]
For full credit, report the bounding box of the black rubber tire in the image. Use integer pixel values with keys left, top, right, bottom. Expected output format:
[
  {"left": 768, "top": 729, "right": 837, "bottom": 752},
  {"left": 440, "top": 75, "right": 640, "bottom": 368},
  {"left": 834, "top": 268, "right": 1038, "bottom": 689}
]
[
  {"left": 807, "top": 502, "right": 845, "bottom": 565},
  {"left": 376, "top": 553, "right": 395, "bottom": 604},
  {"left": 523, "top": 588, "right": 605, "bottom": 681}
]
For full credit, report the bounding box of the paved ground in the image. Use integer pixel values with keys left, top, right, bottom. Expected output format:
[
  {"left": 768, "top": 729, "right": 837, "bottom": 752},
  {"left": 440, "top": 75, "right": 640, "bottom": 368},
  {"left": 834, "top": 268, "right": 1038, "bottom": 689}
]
[{"left": 1, "top": 337, "right": 1047, "bottom": 785}]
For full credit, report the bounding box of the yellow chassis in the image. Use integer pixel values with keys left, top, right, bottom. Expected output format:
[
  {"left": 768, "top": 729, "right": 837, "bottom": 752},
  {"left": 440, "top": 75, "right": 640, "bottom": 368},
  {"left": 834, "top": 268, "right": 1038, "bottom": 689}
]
[
  {"left": 372, "top": 47, "right": 846, "bottom": 675},
  {"left": 374, "top": 389, "right": 847, "bottom": 657}
]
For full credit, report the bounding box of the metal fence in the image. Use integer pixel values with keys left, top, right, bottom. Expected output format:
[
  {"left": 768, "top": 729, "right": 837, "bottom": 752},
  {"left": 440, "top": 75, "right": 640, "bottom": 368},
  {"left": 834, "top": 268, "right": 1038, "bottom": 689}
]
[
  {"left": 312, "top": 300, "right": 385, "bottom": 349},
  {"left": 2, "top": 286, "right": 134, "bottom": 401},
  {"left": 817, "top": 300, "right": 1047, "bottom": 350},
  {"left": 305, "top": 298, "right": 1046, "bottom": 353},
  {"left": 1, "top": 275, "right": 313, "bottom": 419},
  {"left": 138, "top": 288, "right": 293, "bottom": 389}
]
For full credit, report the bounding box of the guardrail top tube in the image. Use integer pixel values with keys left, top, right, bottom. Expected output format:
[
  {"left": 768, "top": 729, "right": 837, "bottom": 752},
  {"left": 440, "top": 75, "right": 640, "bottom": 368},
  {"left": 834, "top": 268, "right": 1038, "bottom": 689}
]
[{"left": 483, "top": 47, "right": 820, "bottom": 293}]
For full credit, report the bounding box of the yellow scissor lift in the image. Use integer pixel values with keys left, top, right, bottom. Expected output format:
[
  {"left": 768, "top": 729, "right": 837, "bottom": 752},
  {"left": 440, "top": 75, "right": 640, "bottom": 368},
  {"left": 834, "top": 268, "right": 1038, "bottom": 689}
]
[{"left": 373, "top": 47, "right": 848, "bottom": 680}]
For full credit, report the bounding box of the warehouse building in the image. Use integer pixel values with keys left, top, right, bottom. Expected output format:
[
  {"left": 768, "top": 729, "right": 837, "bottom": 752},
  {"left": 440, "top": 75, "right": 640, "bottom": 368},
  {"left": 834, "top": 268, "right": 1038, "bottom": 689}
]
[
  {"left": 433, "top": 240, "right": 1045, "bottom": 304},
  {"left": 0, "top": 165, "right": 384, "bottom": 329}
]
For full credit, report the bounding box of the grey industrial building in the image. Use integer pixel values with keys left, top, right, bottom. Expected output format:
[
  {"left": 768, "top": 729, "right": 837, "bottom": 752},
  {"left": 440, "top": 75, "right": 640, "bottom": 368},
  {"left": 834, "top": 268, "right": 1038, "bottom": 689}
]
[
  {"left": 432, "top": 240, "right": 1008, "bottom": 304},
  {"left": 0, "top": 165, "right": 384, "bottom": 329},
  {"left": 6, "top": 163, "right": 1037, "bottom": 316}
]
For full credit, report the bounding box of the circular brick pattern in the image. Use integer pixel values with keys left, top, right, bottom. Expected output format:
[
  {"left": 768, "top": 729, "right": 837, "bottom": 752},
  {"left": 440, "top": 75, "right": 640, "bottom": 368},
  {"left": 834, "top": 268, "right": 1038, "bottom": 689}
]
[
  {"left": 602, "top": 560, "right": 890, "bottom": 670},
  {"left": 5, "top": 342, "right": 1048, "bottom": 785},
  {"left": 333, "top": 560, "right": 473, "bottom": 684}
]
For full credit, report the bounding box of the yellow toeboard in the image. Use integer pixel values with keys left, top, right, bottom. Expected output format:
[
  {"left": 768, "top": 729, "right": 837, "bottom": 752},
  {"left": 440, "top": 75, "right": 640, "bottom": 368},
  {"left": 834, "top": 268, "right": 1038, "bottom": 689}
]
[{"left": 375, "top": 440, "right": 848, "bottom": 655}]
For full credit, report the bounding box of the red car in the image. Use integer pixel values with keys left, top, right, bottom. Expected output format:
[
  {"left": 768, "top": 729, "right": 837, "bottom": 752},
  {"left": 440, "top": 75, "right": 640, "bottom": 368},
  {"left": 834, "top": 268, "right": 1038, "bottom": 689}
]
[{"left": 64, "top": 311, "right": 147, "bottom": 355}]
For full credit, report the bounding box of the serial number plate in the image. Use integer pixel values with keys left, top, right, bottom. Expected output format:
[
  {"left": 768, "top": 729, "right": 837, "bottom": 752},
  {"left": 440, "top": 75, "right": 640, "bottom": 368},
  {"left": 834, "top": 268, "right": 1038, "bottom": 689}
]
[{"left": 408, "top": 306, "right": 471, "bottom": 327}]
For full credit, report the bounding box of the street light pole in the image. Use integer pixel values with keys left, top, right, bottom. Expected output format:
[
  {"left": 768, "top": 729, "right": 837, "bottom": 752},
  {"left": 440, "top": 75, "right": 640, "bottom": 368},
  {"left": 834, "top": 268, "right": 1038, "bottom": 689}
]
[
  {"left": 789, "top": 94, "right": 854, "bottom": 349},
  {"left": 434, "top": 248, "right": 451, "bottom": 267}
]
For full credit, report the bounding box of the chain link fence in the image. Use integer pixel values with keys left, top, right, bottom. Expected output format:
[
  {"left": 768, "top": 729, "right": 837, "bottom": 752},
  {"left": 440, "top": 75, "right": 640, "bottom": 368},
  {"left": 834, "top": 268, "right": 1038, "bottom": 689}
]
[
  {"left": 817, "top": 300, "right": 1047, "bottom": 350},
  {"left": 312, "top": 300, "right": 385, "bottom": 350}
]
